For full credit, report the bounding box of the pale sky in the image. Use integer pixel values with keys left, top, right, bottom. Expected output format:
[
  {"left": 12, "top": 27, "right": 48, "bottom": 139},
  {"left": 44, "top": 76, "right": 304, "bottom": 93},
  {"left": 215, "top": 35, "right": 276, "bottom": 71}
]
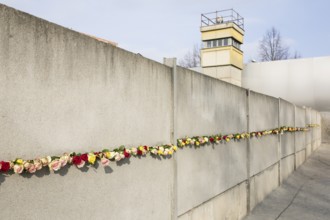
[{"left": 1, "top": 0, "right": 330, "bottom": 63}]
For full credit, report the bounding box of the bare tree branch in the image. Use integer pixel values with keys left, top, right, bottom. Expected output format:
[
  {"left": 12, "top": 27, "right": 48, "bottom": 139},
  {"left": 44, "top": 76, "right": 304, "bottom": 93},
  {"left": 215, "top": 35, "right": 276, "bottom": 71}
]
[
  {"left": 259, "top": 27, "right": 290, "bottom": 61},
  {"left": 179, "top": 44, "right": 201, "bottom": 68}
]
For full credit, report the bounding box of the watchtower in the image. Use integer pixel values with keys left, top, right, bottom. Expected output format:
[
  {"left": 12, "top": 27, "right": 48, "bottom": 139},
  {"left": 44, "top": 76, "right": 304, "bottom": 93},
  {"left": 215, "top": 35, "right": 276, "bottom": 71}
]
[{"left": 200, "top": 9, "right": 244, "bottom": 86}]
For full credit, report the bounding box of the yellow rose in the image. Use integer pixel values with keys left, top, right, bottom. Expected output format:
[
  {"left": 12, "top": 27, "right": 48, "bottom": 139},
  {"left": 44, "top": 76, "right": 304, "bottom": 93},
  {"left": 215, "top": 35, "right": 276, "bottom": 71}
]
[
  {"left": 158, "top": 150, "right": 164, "bottom": 155},
  {"left": 196, "top": 141, "right": 200, "bottom": 146},
  {"left": 226, "top": 138, "right": 230, "bottom": 142},
  {"left": 88, "top": 153, "right": 96, "bottom": 164},
  {"left": 104, "top": 152, "right": 111, "bottom": 159},
  {"left": 168, "top": 150, "right": 173, "bottom": 155},
  {"left": 16, "top": 159, "right": 23, "bottom": 165},
  {"left": 173, "top": 145, "right": 178, "bottom": 151}
]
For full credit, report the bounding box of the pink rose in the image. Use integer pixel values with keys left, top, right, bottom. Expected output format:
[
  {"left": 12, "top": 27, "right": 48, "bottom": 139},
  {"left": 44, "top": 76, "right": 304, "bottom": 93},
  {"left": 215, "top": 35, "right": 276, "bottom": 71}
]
[
  {"left": 34, "top": 160, "right": 43, "bottom": 171},
  {"left": 28, "top": 164, "right": 37, "bottom": 173},
  {"left": 101, "top": 157, "right": 110, "bottom": 166},
  {"left": 49, "top": 160, "right": 61, "bottom": 171},
  {"left": 13, "top": 164, "right": 24, "bottom": 174}
]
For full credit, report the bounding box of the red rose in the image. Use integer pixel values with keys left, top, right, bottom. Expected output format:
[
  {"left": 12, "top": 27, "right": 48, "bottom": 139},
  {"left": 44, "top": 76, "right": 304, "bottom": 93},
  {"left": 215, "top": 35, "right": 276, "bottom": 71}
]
[
  {"left": 210, "top": 137, "right": 214, "bottom": 143},
  {"left": 223, "top": 135, "right": 227, "bottom": 140},
  {"left": 137, "top": 150, "right": 143, "bottom": 155},
  {"left": 0, "top": 161, "right": 10, "bottom": 172},
  {"left": 124, "top": 150, "right": 131, "bottom": 158},
  {"left": 72, "top": 156, "right": 82, "bottom": 165},
  {"left": 144, "top": 146, "right": 148, "bottom": 150},
  {"left": 81, "top": 153, "right": 88, "bottom": 162}
]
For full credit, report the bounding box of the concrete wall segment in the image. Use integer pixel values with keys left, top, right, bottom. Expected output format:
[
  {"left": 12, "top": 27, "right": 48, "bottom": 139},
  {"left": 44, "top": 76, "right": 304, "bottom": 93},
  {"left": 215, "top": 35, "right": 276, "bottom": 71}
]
[
  {"left": 249, "top": 163, "right": 279, "bottom": 210},
  {"left": 249, "top": 91, "right": 279, "bottom": 131},
  {"left": 0, "top": 4, "right": 173, "bottom": 160},
  {"left": 249, "top": 92, "right": 279, "bottom": 176},
  {"left": 0, "top": 4, "right": 174, "bottom": 220},
  {"left": 279, "top": 99, "right": 295, "bottom": 157},
  {"left": 321, "top": 112, "right": 330, "bottom": 143},
  {"left": 295, "top": 107, "right": 306, "bottom": 152},
  {"left": 176, "top": 67, "right": 248, "bottom": 215},
  {"left": 280, "top": 155, "right": 295, "bottom": 182}
]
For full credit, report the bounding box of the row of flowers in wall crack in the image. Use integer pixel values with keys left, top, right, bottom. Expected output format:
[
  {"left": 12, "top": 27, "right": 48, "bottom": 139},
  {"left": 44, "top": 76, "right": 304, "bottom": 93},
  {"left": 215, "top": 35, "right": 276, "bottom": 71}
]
[{"left": 0, "top": 124, "right": 319, "bottom": 175}]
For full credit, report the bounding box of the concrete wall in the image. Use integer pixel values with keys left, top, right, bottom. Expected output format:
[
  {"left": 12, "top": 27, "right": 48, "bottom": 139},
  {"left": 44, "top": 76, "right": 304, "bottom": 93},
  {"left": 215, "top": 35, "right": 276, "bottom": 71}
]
[
  {"left": 295, "top": 107, "right": 306, "bottom": 168},
  {"left": 306, "top": 108, "right": 312, "bottom": 157},
  {"left": 176, "top": 67, "right": 248, "bottom": 217},
  {"left": 248, "top": 92, "right": 279, "bottom": 210},
  {"left": 242, "top": 57, "right": 330, "bottom": 112},
  {"left": 279, "top": 99, "right": 295, "bottom": 182},
  {"left": 0, "top": 4, "right": 175, "bottom": 220},
  {"left": 321, "top": 112, "right": 330, "bottom": 143},
  {"left": 0, "top": 4, "right": 323, "bottom": 220}
]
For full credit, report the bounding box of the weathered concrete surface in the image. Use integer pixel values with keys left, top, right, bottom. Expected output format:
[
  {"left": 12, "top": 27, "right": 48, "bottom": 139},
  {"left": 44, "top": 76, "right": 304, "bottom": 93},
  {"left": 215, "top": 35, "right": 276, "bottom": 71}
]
[
  {"left": 279, "top": 99, "right": 295, "bottom": 158},
  {"left": 295, "top": 150, "right": 306, "bottom": 168},
  {"left": 295, "top": 107, "right": 306, "bottom": 153},
  {"left": 0, "top": 4, "right": 174, "bottom": 220},
  {"left": 249, "top": 92, "right": 279, "bottom": 176},
  {"left": 316, "top": 112, "right": 322, "bottom": 147},
  {"left": 244, "top": 144, "right": 330, "bottom": 220},
  {"left": 311, "top": 110, "right": 321, "bottom": 151},
  {"left": 280, "top": 155, "right": 295, "bottom": 183},
  {"left": 250, "top": 163, "right": 279, "bottom": 210},
  {"left": 176, "top": 68, "right": 248, "bottom": 215},
  {"left": 321, "top": 112, "right": 330, "bottom": 143},
  {"left": 305, "top": 108, "right": 312, "bottom": 157},
  {"left": 178, "top": 181, "right": 247, "bottom": 220}
]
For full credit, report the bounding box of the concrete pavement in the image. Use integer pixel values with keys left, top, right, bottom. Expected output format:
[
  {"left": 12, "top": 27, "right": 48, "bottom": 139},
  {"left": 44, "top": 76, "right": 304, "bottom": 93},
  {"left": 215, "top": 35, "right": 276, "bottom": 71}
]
[{"left": 244, "top": 144, "right": 330, "bottom": 220}]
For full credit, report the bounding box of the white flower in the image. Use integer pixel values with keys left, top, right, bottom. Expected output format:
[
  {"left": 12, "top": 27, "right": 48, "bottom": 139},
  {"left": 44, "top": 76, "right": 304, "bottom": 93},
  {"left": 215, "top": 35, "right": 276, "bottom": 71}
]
[
  {"left": 60, "top": 155, "right": 69, "bottom": 167},
  {"left": 131, "top": 148, "right": 137, "bottom": 155},
  {"left": 13, "top": 164, "right": 24, "bottom": 174},
  {"left": 114, "top": 153, "right": 121, "bottom": 161}
]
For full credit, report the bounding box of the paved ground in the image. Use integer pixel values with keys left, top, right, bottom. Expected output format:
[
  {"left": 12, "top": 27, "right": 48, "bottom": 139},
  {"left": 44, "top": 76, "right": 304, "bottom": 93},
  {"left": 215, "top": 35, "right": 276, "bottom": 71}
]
[{"left": 244, "top": 144, "right": 330, "bottom": 220}]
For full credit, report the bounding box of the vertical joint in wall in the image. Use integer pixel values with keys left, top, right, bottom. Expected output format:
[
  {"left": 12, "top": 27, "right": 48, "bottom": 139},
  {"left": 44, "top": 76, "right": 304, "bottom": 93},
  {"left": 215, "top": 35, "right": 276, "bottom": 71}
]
[
  {"left": 294, "top": 104, "right": 297, "bottom": 170},
  {"left": 246, "top": 89, "right": 251, "bottom": 212},
  {"left": 163, "top": 57, "right": 178, "bottom": 220},
  {"left": 278, "top": 99, "right": 281, "bottom": 186}
]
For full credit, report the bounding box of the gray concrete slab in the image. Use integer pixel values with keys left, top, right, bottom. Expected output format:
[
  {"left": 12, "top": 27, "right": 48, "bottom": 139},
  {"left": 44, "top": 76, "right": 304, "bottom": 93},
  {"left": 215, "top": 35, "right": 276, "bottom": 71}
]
[{"left": 244, "top": 144, "right": 330, "bottom": 220}]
